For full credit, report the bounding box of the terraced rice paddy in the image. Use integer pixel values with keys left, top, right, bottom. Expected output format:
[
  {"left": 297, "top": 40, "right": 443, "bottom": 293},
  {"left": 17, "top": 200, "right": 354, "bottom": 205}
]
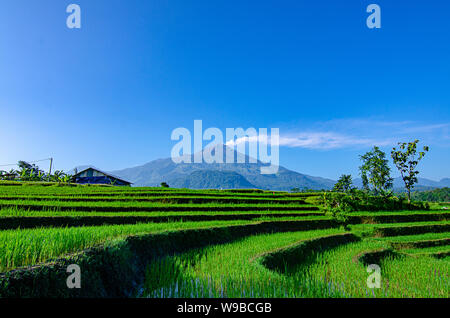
[{"left": 0, "top": 183, "right": 448, "bottom": 298}]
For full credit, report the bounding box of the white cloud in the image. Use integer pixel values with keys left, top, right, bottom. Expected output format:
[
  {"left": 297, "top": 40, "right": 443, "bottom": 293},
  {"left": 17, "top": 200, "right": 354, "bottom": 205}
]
[
  {"left": 399, "top": 123, "right": 450, "bottom": 134},
  {"left": 225, "top": 135, "right": 259, "bottom": 146},
  {"left": 226, "top": 131, "right": 393, "bottom": 150},
  {"left": 224, "top": 119, "right": 450, "bottom": 151},
  {"left": 278, "top": 132, "right": 393, "bottom": 149}
]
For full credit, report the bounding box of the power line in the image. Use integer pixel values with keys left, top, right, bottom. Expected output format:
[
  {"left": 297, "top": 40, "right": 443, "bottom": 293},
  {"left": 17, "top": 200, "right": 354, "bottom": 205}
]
[
  {"left": 0, "top": 158, "right": 53, "bottom": 168},
  {"left": 0, "top": 163, "right": 17, "bottom": 167}
]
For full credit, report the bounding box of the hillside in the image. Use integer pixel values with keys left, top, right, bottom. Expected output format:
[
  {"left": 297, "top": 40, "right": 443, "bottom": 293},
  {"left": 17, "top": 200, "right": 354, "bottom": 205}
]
[
  {"left": 353, "top": 177, "right": 450, "bottom": 191},
  {"left": 170, "top": 170, "right": 256, "bottom": 189},
  {"left": 411, "top": 187, "right": 450, "bottom": 202},
  {"left": 0, "top": 183, "right": 448, "bottom": 298},
  {"left": 112, "top": 146, "right": 335, "bottom": 191},
  {"left": 109, "top": 145, "right": 449, "bottom": 191}
]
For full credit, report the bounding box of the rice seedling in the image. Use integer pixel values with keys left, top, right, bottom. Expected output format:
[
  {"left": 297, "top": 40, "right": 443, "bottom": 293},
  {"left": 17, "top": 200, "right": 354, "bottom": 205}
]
[
  {"left": 0, "top": 182, "right": 448, "bottom": 298},
  {"left": 143, "top": 229, "right": 347, "bottom": 298},
  {"left": 0, "top": 220, "right": 256, "bottom": 272}
]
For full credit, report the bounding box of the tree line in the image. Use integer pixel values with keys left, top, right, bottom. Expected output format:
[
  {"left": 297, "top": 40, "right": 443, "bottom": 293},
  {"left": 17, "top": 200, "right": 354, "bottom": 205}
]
[
  {"left": 333, "top": 139, "right": 429, "bottom": 203},
  {"left": 0, "top": 161, "right": 72, "bottom": 183},
  {"left": 411, "top": 188, "right": 450, "bottom": 203}
]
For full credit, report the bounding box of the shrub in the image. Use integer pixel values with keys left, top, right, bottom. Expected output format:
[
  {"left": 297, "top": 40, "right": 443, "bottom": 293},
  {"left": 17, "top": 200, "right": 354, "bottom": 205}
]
[{"left": 323, "top": 190, "right": 429, "bottom": 214}]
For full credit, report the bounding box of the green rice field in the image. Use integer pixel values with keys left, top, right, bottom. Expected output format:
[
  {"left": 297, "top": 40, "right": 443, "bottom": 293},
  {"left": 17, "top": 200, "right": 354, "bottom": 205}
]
[{"left": 0, "top": 182, "right": 448, "bottom": 298}]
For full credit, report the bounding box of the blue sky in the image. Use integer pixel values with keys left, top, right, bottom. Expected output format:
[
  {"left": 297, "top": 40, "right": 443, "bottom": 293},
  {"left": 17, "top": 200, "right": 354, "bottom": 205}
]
[{"left": 0, "top": 0, "right": 449, "bottom": 180}]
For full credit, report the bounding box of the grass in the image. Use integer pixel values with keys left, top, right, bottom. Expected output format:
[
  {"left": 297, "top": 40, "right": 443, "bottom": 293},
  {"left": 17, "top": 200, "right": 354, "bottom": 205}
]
[
  {"left": 0, "top": 207, "right": 324, "bottom": 218},
  {"left": 0, "top": 184, "right": 318, "bottom": 197},
  {"left": 379, "top": 232, "right": 450, "bottom": 243},
  {"left": 143, "top": 229, "right": 347, "bottom": 298},
  {"left": 350, "top": 221, "right": 450, "bottom": 237},
  {"left": 0, "top": 220, "right": 257, "bottom": 272},
  {"left": 143, "top": 231, "right": 449, "bottom": 298},
  {"left": 350, "top": 211, "right": 450, "bottom": 216},
  {"left": 0, "top": 195, "right": 310, "bottom": 205},
  {"left": 0, "top": 210, "right": 334, "bottom": 231},
  {"left": 290, "top": 240, "right": 449, "bottom": 297},
  {"left": 401, "top": 245, "right": 450, "bottom": 255},
  {"left": 0, "top": 182, "right": 448, "bottom": 298},
  {"left": 0, "top": 199, "right": 317, "bottom": 212}
]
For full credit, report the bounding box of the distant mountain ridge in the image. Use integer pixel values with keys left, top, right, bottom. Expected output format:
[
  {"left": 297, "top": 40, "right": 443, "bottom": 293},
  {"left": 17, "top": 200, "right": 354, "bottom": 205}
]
[
  {"left": 171, "top": 170, "right": 256, "bottom": 189},
  {"left": 111, "top": 145, "right": 335, "bottom": 190},
  {"left": 353, "top": 177, "right": 450, "bottom": 191},
  {"left": 107, "top": 145, "right": 449, "bottom": 191}
]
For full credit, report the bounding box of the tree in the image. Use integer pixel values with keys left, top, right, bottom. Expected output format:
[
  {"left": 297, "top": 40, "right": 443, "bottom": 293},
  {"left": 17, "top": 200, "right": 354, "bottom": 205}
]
[
  {"left": 160, "top": 182, "right": 170, "bottom": 188},
  {"left": 391, "top": 139, "right": 429, "bottom": 203},
  {"left": 333, "top": 174, "right": 354, "bottom": 193},
  {"left": 17, "top": 161, "right": 45, "bottom": 181},
  {"left": 51, "top": 170, "right": 65, "bottom": 182},
  {"left": 359, "top": 146, "right": 393, "bottom": 195}
]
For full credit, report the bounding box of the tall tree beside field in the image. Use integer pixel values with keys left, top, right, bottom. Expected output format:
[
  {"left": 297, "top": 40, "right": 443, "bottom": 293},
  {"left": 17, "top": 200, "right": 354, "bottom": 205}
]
[
  {"left": 359, "top": 146, "right": 393, "bottom": 196},
  {"left": 391, "top": 140, "right": 429, "bottom": 203},
  {"left": 333, "top": 174, "right": 354, "bottom": 193}
]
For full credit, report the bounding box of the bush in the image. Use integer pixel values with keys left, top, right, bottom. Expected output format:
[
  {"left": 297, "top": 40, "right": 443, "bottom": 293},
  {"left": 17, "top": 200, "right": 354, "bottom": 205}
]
[
  {"left": 322, "top": 189, "right": 429, "bottom": 214},
  {"left": 411, "top": 187, "right": 450, "bottom": 202}
]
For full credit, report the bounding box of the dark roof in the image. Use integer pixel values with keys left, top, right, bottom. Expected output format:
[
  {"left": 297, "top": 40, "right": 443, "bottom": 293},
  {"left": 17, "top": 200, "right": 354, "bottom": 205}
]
[{"left": 73, "top": 166, "right": 132, "bottom": 184}]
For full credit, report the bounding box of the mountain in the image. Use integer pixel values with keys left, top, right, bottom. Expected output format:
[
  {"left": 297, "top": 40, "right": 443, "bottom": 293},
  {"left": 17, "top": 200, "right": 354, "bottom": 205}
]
[
  {"left": 411, "top": 187, "right": 450, "bottom": 202},
  {"left": 170, "top": 170, "right": 256, "bottom": 189},
  {"left": 353, "top": 177, "right": 450, "bottom": 191},
  {"left": 111, "top": 145, "right": 335, "bottom": 190},
  {"left": 439, "top": 178, "right": 450, "bottom": 187},
  {"left": 75, "top": 147, "right": 449, "bottom": 191}
]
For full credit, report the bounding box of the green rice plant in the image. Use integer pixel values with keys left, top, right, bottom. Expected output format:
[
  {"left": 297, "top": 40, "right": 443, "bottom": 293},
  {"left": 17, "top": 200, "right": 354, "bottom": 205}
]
[
  {"left": 143, "top": 232, "right": 449, "bottom": 298},
  {"left": 0, "top": 195, "right": 312, "bottom": 207},
  {"left": 288, "top": 240, "right": 449, "bottom": 297},
  {"left": 401, "top": 245, "right": 450, "bottom": 256},
  {"left": 0, "top": 199, "right": 316, "bottom": 210},
  {"left": 381, "top": 232, "right": 450, "bottom": 243},
  {"left": 0, "top": 184, "right": 320, "bottom": 199},
  {"left": 143, "top": 229, "right": 348, "bottom": 298},
  {"left": 350, "top": 221, "right": 450, "bottom": 237},
  {"left": 0, "top": 182, "right": 448, "bottom": 298},
  {"left": 0, "top": 207, "right": 324, "bottom": 218},
  {"left": 0, "top": 220, "right": 255, "bottom": 272}
]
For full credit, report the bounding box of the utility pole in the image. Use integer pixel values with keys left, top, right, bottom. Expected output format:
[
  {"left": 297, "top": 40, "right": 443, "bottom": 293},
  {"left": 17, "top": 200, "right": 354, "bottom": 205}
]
[{"left": 49, "top": 158, "right": 53, "bottom": 176}]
